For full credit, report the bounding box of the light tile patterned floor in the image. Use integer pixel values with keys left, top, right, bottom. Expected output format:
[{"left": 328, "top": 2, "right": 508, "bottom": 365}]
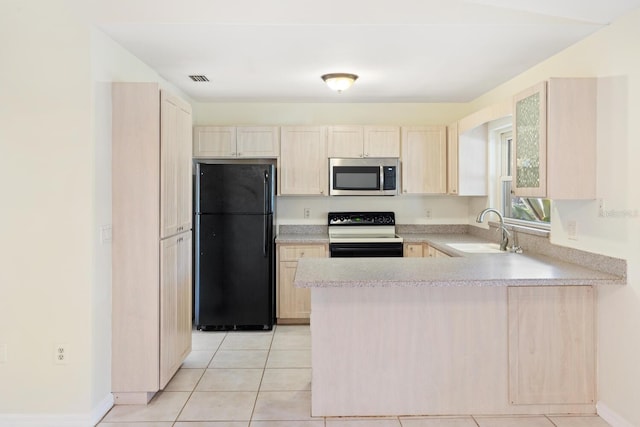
[{"left": 97, "top": 325, "right": 611, "bottom": 427}]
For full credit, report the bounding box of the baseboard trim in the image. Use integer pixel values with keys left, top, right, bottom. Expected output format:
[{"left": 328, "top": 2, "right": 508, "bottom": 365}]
[
  {"left": 0, "top": 393, "right": 114, "bottom": 427},
  {"left": 597, "top": 401, "right": 635, "bottom": 427}
]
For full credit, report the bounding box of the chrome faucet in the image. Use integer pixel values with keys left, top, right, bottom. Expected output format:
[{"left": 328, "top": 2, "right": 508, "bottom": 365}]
[{"left": 476, "top": 208, "right": 510, "bottom": 251}]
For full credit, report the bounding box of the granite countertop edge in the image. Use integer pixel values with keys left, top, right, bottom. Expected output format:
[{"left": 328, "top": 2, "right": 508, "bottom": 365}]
[
  {"left": 276, "top": 229, "right": 626, "bottom": 288},
  {"left": 294, "top": 254, "right": 626, "bottom": 289}
]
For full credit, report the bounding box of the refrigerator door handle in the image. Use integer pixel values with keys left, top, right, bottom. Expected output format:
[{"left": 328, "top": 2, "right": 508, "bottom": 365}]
[
  {"left": 263, "top": 171, "right": 270, "bottom": 214},
  {"left": 263, "top": 214, "right": 268, "bottom": 257}
]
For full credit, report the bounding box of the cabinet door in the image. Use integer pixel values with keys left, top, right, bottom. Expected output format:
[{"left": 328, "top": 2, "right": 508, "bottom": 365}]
[
  {"left": 177, "top": 99, "right": 193, "bottom": 231},
  {"left": 428, "top": 245, "right": 450, "bottom": 258},
  {"left": 508, "top": 286, "right": 595, "bottom": 404},
  {"left": 193, "top": 126, "right": 237, "bottom": 158},
  {"left": 446, "top": 122, "right": 459, "bottom": 195},
  {"left": 364, "top": 126, "right": 400, "bottom": 158},
  {"left": 160, "top": 232, "right": 192, "bottom": 389},
  {"left": 160, "top": 91, "right": 180, "bottom": 238},
  {"left": 404, "top": 243, "right": 425, "bottom": 257},
  {"left": 236, "top": 126, "right": 280, "bottom": 158},
  {"left": 279, "top": 261, "right": 311, "bottom": 319},
  {"left": 280, "top": 126, "right": 328, "bottom": 195},
  {"left": 401, "top": 126, "right": 447, "bottom": 194},
  {"left": 546, "top": 78, "right": 597, "bottom": 199},
  {"left": 328, "top": 126, "right": 364, "bottom": 158},
  {"left": 277, "top": 244, "right": 327, "bottom": 320},
  {"left": 513, "top": 82, "right": 547, "bottom": 197}
]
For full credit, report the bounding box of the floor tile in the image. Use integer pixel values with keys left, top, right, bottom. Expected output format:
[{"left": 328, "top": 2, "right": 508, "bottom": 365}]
[
  {"left": 182, "top": 350, "right": 216, "bottom": 368},
  {"left": 250, "top": 422, "right": 324, "bottom": 427},
  {"left": 271, "top": 334, "right": 311, "bottom": 349},
  {"left": 274, "top": 325, "right": 311, "bottom": 335},
  {"left": 327, "top": 418, "right": 402, "bottom": 426},
  {"left": 98, "top": 423, "right": 173, "bottom": 427},
  {"left": 196, "top": 368, "right": 264, "bottom": 391},
  {"left": 400, "top": 417, "right": 479, "bottom": 426},
  {"left": 210, "top": 350, "right": 269, "bottom": 369},
  {"left": 174, "top": 422, "right": 249, "bottom": 427},
  {"left": 220, "top": 333, "right": 274, "bottom": 350},
  {"left": 192, "top": 331, "right": 227, "bottom": 350},
  {"left": 266, "top": 350, "right": 311, "bottom": 368},
  {"left": 260, "top": 368, "right": 311, "bottom": 391},
  {"left": 178, "top": 391, "right": 257, "bottom": 421},
  {"left": 101, "top": 391, "right": 190, "bottom": 423},
  {"left": 252, "top": 391, "right": 315, "bottom": 420},
  {"left": 163, "top": 368, "right": 205, "bottom": 391},
  {"left": 474, "top": 415, "right": 555, "bottom": 427},
  {"left": 548, "top": 415, "right": 611, "bottom": 427}
]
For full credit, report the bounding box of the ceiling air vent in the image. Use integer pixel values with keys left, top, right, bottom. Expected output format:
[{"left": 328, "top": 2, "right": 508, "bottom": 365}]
[{"left": 189, "top": 75, "right": 209, "bottom": 82}]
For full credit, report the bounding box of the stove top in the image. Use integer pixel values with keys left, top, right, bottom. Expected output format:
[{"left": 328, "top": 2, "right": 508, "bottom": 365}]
[
  {"left": 328, "top": 212, "right": 402, "bottom": 244},
  {"left": 328, "top": 211, "right": 396, "bottom": 226}
]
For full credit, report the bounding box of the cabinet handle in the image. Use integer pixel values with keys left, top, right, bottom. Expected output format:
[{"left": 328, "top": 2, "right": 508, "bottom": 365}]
[{"left": 364, "top": 153, "right": 368, "bottom": 157}]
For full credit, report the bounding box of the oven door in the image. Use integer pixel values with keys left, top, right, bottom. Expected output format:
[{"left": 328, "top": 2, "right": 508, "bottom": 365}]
[{"left": 329, "top": 242, "right": 403, "bottom": 258}]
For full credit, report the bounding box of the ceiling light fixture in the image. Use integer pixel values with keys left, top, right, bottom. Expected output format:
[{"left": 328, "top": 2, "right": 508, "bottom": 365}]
[{"left": 321, "top": 73, "right": 358, "bottom": 92}]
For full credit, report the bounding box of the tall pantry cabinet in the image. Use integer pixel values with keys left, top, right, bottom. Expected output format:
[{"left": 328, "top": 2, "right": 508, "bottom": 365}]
[{"left": 112, "top": 82, "right": 193, "bottom": 404}]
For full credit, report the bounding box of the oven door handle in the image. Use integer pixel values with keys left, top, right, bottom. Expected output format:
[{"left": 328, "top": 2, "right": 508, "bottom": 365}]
[{"left": 329, "top": 243, "right": 403, "bottom": 257}]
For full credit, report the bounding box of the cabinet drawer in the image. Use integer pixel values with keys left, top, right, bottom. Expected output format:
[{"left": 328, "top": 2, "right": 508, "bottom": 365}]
[{"left": 279, "top": 245, "right": 326, "bottom": 261}]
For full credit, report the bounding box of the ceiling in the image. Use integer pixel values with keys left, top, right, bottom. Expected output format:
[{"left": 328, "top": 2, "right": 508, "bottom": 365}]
[{"left": 91, "top": 0, "right": 640, "bottom": 103}]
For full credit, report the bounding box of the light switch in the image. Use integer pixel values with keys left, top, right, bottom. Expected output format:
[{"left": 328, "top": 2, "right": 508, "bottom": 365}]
[{"left": 100, "top": 225, "right": 112, "bottom": 244}]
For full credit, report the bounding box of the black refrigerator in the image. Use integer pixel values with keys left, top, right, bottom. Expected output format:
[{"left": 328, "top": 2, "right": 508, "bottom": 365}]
[{"left": 194, "top": 162, "right": 275, "bottom": 330}]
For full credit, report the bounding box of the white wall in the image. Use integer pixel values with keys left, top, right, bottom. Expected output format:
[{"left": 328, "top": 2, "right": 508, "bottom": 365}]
[
  {"left": 193, "top": 102, "right": 465, "bottom": 127},
  {"left": 0, "top": 1, "right": 96, "bottom": 421},
  {"left": 0, "top": 2, "right": 190, "bottom": 424},
  {"left": 467, "top": 9, "right": 640, "bottom": 426}
]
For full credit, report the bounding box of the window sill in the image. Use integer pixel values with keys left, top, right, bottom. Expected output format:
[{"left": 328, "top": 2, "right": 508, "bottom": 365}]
[{"left": 491, "top": 219, "right": 550, "bottom": 238}]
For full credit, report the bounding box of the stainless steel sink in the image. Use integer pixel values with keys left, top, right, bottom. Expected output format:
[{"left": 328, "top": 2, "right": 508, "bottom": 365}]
[{"left": 446, "top": 242, "right": 504, "bottom": 254}]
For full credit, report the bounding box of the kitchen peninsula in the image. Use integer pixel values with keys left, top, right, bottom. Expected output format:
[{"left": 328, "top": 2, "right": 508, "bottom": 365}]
[{"left": 294, "top": 249, "right": 625, "bottom": 417}]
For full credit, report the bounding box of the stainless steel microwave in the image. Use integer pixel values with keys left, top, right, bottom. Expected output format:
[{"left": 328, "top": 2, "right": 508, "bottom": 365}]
[{"left": 329, "top": 158, "right": 399, "bottom": 196}]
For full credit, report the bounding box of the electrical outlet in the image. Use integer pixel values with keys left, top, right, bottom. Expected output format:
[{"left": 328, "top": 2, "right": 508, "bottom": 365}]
[
  {"left": 426, "top": 209, "right": 432, "bottom": 220},
  {"left": 54, "top": 344, "right": 67, "bottom": 365},
  {"left": 567, "top": 220, "right": 578, "bottom": 240},
  {"left": 304, "top": 208, "right": 311, "bottom": 219}
]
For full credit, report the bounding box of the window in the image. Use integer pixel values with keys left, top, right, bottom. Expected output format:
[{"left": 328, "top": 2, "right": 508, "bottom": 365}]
[{"left": 500, "top": 131, "right": 551, "bottom": 228}]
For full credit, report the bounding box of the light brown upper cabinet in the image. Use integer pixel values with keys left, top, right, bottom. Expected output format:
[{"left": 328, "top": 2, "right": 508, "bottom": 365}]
[
  {"left": 513, "top": 78, "right": 596, "bottom": 199},
  {"left": 161, "top": 91, "right": 193, "bottom": 238},
  {"left": 328, "top": 125, "right": 400, "bottom": 158},
  {"left": 193, "top": 126, "right": 279, "bottom": 158},
  {"left": 401, "top": 126, "right": 447, "bottom": 194},
  {"left": 279, "top": 126, "right": 328, "bottom": 195}
]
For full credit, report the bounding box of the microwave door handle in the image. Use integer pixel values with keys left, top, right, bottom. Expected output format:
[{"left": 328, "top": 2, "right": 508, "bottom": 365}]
[{"left": 380, "top": 166, "right": 384, "bottom": 192}]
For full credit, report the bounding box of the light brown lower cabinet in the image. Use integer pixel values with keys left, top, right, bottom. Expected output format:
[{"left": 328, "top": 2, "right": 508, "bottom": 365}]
[
  {"left": 403, "top": 242, "right": 450, "bottom": 258},
  {"left": 160, "top": 232, "right": 192, "bottom": 388},
  {"left": 508, "top": 286, "right": 595, "bottom": 405},
  {"left": 277, "top": 244, "right": 328, "bottom": 322}
]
